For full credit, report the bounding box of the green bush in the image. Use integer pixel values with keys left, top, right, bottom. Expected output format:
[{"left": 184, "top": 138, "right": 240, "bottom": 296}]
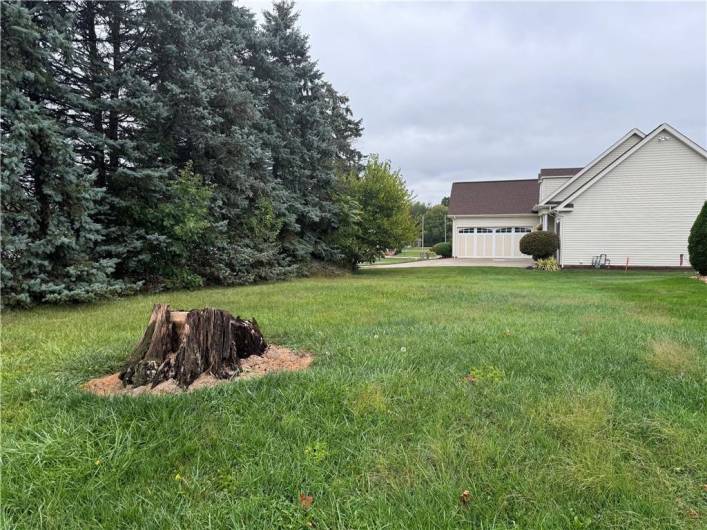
[
  {"left": 535, "top": 257, "right": 560, "bottom": 271},
  {"left": 688, "top": 201, "right": 707, "bottom": 274},
  {"left": 519, "top": 230, "right": 560, "bottom": 260},
  {"left": 431, "top": 242, "right": 452, "bottom": 258}
]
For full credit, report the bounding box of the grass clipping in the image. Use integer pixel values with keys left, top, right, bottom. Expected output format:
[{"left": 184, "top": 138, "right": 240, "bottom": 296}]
[{"left": 84, "top": 345, "right": 312, "bottom": 397}]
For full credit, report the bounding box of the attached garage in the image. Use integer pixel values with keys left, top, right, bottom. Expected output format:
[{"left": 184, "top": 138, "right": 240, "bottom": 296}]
[
  {"left": 447, "top": 180, "right": 540, "bottom": 260},
  {"left": 454, "top": 224, "right": 533, "bottom": 258}
]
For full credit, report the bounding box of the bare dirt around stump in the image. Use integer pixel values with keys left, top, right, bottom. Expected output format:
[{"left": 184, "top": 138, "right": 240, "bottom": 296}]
[{"left": 83, "top": 345, "right": 313, "bottom": 397}]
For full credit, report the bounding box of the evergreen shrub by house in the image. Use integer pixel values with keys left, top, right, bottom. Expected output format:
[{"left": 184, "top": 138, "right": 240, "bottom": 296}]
[
  {"left": 519, "top": 231, "right": 560, "bottom": 260},
  {"left": 688, "top": 201, "right": 707, "bottom": 275},
  {"left": 431, "top": 242, "right": 452, "bottom": 258}
]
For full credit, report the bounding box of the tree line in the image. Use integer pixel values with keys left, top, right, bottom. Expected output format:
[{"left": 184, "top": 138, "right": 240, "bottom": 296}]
[
  {"left": 1, "top": 0, "right": 417, "bottom": 306},
  {"left": 411, "top": 197, "right": 452, "bottom": 247}
]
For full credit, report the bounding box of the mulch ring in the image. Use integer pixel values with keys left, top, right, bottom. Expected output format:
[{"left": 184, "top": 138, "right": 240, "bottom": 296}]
[
  {"left": 692, "top": 274, "right": 707, "bottom": 284},
  {"left": 83, "top": 345, "right": 313, "bottom": 397}
]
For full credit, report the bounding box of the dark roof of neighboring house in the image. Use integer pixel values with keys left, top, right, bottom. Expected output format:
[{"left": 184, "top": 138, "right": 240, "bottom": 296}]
[
  {"left": 538, "top": 167, "right": 583, "bottom": 177},
  {"left": 448, "top": 179, "right": 539, "bottom": 216}
]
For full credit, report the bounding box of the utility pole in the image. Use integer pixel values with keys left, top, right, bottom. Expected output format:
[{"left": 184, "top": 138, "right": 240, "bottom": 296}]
[{"left": 421, "top": 214, "right": 425, "bottom": 248}]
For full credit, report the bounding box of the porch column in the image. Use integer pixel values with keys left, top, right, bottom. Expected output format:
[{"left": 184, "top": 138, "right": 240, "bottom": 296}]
[{"left": 542, "top": 214, "right": 548, "bottom": 231}]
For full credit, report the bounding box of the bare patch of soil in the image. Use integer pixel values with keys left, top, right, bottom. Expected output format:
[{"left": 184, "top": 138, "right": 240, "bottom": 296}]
[
  {"left": 83, "top": 345, "right": 313, "bottom": 397},
  {"left": 692, "top": 274, "right": 707, "bottom": 284}
]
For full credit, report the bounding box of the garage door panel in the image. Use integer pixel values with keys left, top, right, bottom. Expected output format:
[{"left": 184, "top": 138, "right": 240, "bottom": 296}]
[{"left": 455, "top": 225, "right": 532, "bottom": 258}]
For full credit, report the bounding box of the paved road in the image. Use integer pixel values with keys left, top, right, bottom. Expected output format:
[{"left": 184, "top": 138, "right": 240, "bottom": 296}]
[{"left": 363, "top": 258, "right": 533, "bottom": 269}]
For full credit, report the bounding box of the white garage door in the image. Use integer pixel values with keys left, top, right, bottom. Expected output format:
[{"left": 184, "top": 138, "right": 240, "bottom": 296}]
[{"left": 455, "top": 226, "right": 532, "bottom": 258}]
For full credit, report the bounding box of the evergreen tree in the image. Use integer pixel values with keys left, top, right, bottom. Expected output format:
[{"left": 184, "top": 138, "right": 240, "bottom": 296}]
[
  {"left": 688, "top": 201, "right": 707, "bottom": 275},
  {"left": 2, "top": 0, "right": 367, "bottom": 305},
  {"left": 1, "top": 1, "right": 125, "bottom": 305},
  {"left": 258, "top": 1, "right": 359, "bottom": 263},
  {"left": 144, "top": 1, "right": 294, "bottom": 285},
  {"left": 56, "top": 0, "right": 169, "bottom": 281}
]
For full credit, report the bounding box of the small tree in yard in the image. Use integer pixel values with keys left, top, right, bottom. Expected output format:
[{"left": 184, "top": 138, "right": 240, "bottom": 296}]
[
  {"left": 519, "top": 231, "right": 560, "bottom": 260},
  {"left": 334, "top": 156, "right": 417, "bottom": 269},
  {"left": 688, "top": 201, "right": 707, "bottom": 275}
]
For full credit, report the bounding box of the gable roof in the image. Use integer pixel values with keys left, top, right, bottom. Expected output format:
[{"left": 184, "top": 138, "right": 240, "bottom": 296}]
[
  {"left": 448, "top": 179, "right": 539, "bottom": 216},
  {"left": 556, "top": 123, "right": 707, "bottom": 209},
  {"left": 539, "top": 128, "right": 645, "bottom": 206},
  {"left": 538, "top": 167, "right": 583, "bottom": 178}
]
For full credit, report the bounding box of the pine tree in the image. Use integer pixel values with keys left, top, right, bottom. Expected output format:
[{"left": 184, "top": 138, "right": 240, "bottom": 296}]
[
  {"left": 56, "top": 0, "right": 169, "bottom": 282},
  {"left": 2, "top": 0, "right": 366, "bottom": 304},
  {"left": 322, "top": 82, "right": 364, "bottom": 176},
  {"left": 258, "top": 1, "right": 346, "bottom": 263},
  {"left": 143, "top": 1, "right": 294, "bottom": 285},
  {"left": 1, "top": 1, "right": 125, "bottom": 305},
  {"left": 688, "top": 201, "right": 707, "bottom": 275}
]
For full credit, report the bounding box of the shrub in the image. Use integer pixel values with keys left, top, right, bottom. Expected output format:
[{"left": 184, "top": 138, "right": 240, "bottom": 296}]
[
  {"left": 519, "top": 230, "right": 560, "bottom": 260},
  {"left": 688, "top": 201, "right": 707, "bottom": 275},
  {"left": 431, "top": 242, "right": 452, "bottom": 258},
  {"left": 535, "top": 257, "right": 560, "bottom": 271}
]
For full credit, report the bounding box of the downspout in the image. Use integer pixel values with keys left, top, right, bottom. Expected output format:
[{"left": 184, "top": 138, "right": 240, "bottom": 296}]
[
  {"left": 552, "top": 211, "right": 563, "bottom": 267},
  {"left": 449, "top": 215, "right": 456, "bottom": 257}
]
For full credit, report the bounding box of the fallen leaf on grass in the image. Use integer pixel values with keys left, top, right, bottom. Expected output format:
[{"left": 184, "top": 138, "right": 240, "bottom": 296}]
[
  {"left": 464, "top": 374, "right": 477, "bottom": 384},
  {"left": 459, "top": 490, "right": 471, "bottom": 505},
  {"left": 687, "top": 509, "right": 699, "bottom": 519},
  {"left": 299, "top": 493, "right": 314, "bottom": 509}
]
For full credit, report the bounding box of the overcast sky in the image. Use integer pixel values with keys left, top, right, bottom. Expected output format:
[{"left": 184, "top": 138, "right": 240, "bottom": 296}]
[{"left": 246, "top": 1, "right": 707, "bottom": 203}]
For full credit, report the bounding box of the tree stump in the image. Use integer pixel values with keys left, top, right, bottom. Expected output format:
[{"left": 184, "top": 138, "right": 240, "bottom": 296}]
[{"left": 120, "top": 304, "right": 267, "bottom": 388}]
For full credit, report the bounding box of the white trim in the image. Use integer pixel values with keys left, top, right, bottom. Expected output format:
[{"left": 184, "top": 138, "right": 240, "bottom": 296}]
[
  {"left": 538, "top": 128, "right": 646, "bottom": 206},
  {"left": 449, "top": 213, "right": 537, "bottom": 218},
  {"left": 557, "top": 123, "right": 707, "bottom": 209}
]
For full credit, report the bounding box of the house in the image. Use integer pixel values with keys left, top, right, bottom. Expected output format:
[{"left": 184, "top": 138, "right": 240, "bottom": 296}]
[{"left": 448, "top": 123, "right": 707, "bottom": 267}]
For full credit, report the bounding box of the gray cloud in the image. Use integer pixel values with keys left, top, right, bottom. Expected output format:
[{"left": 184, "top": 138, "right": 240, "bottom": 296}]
[{"left": 245, "top": 1, "right": 706, "bottom": 202}]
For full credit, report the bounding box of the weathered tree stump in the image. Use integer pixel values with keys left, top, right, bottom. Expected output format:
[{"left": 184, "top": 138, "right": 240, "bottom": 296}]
[{"left": 120, "top": 304, "right": 267, "bottom": 388}]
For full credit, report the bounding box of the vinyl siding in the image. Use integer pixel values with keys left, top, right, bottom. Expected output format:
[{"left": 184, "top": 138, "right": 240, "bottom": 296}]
[
  {"left": 553, "top": 133, "right": 643, "bottom": 203},
  {"left": 452, "top": 215, "right": 538, "bottom": 258},
  {"left": 560, "top": 131, "right": 707, "bottom": 267},
  {"left": 539, "top": 176, "right": 571, "bottom": 202}
]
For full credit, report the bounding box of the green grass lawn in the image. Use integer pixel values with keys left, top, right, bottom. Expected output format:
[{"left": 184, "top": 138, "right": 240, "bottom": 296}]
[
  {"left": 367, "top": 246, "right": 438, "bottom": 265},
  {"left": 3, "top": 268, "right": 706, "bottom": 529}
]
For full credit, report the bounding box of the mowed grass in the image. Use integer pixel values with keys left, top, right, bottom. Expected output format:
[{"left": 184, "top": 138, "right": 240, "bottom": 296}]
[
  {"left": 2, "top": 268, "right": 706, "bottom": 529},
  {"left": 367, "top": 246, "right": 437, "bottom": 265}
]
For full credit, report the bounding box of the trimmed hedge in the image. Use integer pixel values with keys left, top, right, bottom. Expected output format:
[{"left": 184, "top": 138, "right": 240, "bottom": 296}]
[
  {"left": 519, "top": 230, "right": 560, "bottom": 260},
  {"left": 688, "top": 201, "right": 707, "bottom": 274},
  {"left": 431, "top": 242, "right": 452, "bottom": 258}
]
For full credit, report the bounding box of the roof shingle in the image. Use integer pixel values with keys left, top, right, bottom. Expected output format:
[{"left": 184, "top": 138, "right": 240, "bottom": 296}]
[{"left": 448, "top": 179, "right": 539, "bottom": 216}]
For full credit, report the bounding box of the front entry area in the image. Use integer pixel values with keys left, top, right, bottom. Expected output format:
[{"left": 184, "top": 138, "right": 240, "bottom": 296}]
[{"left": 454, "top": 226, "right": 532, "bottom": 258}]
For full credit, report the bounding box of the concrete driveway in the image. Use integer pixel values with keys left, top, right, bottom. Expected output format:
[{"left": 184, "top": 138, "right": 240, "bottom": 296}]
[{"left": 363, "top": 258, "right": 533, "bottom": 269}]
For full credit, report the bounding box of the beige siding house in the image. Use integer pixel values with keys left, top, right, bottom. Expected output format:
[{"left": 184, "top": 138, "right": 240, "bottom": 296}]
[{"left": 448, "top": 123, "right": 707, "bottom": 268}]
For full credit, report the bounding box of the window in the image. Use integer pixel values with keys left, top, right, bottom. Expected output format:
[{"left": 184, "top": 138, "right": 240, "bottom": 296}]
[
  {"left": 458, "top": 227, "right": 474, "bottom": 234},
  {"left": 476, "top": 227, "right": 493, "bottom": 233},
  {"left": 496, "top": 227, "right": 513, "bottom": 233},
  {"left": 514, "top": 227, "right": 532, "bottom": 233}
]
